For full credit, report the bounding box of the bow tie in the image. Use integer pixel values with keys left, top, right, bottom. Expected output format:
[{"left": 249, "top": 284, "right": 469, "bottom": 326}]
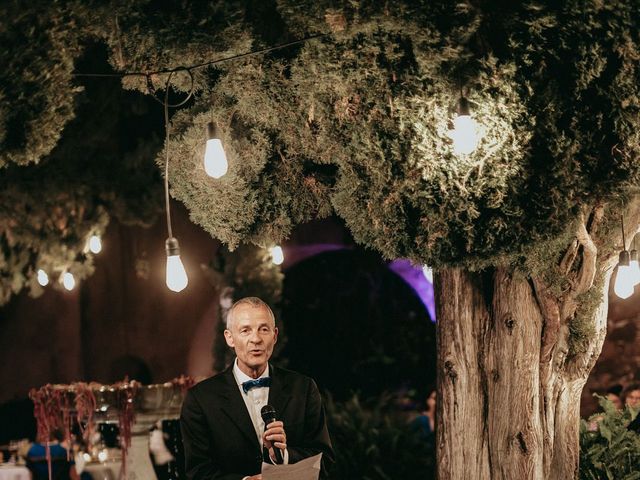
[{"left": 242, "top": 377, "right": 272, "bottom": 394}]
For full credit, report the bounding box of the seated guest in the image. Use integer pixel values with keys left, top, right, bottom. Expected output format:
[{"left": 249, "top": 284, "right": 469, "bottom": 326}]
[
  {"left": 26, "top": 429, "right": 80, "bottom": 480},
  {"left": 410, "top": 388, "right": 436, "bottom": 440},
  {"left": 624, "top": 383, "right": 640, "bottom": 434},
  {"left": 605, "top": 384, "right": 623, "bottom": 410},
  {"left": 622, "top": 383, "right": 640, "bottom": 410}
]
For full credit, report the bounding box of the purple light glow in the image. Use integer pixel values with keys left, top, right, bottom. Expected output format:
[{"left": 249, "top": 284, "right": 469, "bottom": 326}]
[
  {"left": 283, "top": 244, "right": 436, "bottom": 322},
  {"left": 388, "top": 259, "right": 436, "bottom": 322}
]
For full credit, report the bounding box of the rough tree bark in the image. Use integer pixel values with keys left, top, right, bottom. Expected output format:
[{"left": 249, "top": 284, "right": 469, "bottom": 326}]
[{"left": 434, "top": 203, "right": 640, "bottom": 480}]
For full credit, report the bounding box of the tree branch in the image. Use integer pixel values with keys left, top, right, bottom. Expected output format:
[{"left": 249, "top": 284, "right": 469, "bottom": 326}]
[
  {"left": 559, "top": 238, "right": 579, "bottom": 275},
  {"left": 559, "top": 208, "right": 601, "bottom": 324},
  {"left": 531, "top": 277, "right": 561, "bottom": 368},
  {"left": 572, "top": 214, "right": 597, "bottom": 295}
]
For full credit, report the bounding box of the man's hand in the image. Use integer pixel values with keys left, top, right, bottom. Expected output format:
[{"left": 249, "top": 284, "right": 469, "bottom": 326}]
[
  {"left": 246, "top": 476, "right": 262, "bottom": 480},
  {"left": 262, "top": 420, "right": 287, "bottom": 461}
]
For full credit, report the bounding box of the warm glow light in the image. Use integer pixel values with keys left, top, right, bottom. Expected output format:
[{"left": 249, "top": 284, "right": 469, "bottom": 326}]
[
  {"left": 204, "top": 139, "right": 228, "bottom": 178},
  {"left": 166, "top": 255, "right": 188, "bottom": 292},
  {"left": 614, "top": 265, "right": 635, "bottom": 299},
  {"left": 422, "top": 265, "right": 433, "bottom": 283},
  {"left": 88, "top": 235, "right": 102, "bottom": 254},
  {"left": 270, "top": 245, "right": 284, "bottom": 265},
  {"left": 98, "top": 450, "right": 108, "bottom": 463},
  {"left": 450, "top": 114, "right": 479, "bottom": 155},
  {"left": 37, "top": 269, "right": 49, "bottom": 286},
  {"left": 62, "top": 272, "right": 76, "bottom": 291},
  {"left": 615, "top": 250, "right": 636, "bottom": 299},
  {"left": 630, "top": 250, "right": 640, "bottom": 286},
  {"left": 204, "top": 122, "right": 228, "bottom": 178},
  {"left": 165, "top": 237, "right": 188, "bottom": 292}
]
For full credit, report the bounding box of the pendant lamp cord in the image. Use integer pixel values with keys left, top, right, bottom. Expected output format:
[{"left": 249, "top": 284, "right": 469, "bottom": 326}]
[{"left": 164, "top": 76, "right": 173, "bottom": 239}]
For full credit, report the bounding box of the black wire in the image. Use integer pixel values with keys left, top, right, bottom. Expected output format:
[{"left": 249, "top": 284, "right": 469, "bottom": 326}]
[
  {"left": 164, "top": 72, "right": 174, "bottom": 240},
  {"left": 73, "top": 31, "right": 329, "bottom": 244},
  {"left": 146, "top": 67, "right": 195, "bottom": 107},
  {"left": 72, "top": 32, "right": 329, "bottom": 79}
]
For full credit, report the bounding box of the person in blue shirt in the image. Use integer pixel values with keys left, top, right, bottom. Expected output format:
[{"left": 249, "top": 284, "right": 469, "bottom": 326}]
[
  {"left": 26, "top": 429, "right": 80, "bottom": 480},
  {"left": 410, "top": 389, "right": 436, "bottom": 440}
]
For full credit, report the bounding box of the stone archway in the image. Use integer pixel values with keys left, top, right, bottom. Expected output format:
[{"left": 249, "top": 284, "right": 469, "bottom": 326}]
[{"left": 279, "top": 248, "right": 436, "bottom": 400}]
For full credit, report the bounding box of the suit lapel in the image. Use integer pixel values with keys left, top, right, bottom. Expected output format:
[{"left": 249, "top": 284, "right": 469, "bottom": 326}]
[
  {"left": 268, "top": 364, "right": 292, "bottom": 419},
  {"left": 219, "top": 367, "right": 261, "bottom": 450}
]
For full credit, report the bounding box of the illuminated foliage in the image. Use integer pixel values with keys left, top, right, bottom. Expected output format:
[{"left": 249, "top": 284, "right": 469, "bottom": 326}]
[
  {"left": 155, "top": 1, "right": 640, "bottom": 270},
  {"left": 0, "top": 39, "right": 163, "bottom": 302},
  {"left": 2, "top": 0, "right": 640, "bottom": 301}
]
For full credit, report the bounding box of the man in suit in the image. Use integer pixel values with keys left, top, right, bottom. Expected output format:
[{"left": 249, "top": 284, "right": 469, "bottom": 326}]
[{"left": 180, "top": 297, "right": 334, "bottom": 480}]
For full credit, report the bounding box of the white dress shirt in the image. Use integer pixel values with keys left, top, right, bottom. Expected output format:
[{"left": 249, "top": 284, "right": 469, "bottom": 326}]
[
  {"left": 233, "top": 360, "right": 271, "bottom": 445},
  {"left": 232, "top": 359, "right": 289, "bottom": 479}
]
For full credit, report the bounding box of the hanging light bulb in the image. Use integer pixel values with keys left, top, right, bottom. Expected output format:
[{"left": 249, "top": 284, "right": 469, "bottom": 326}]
[
  {"left": 269, "top": 245, "right": 284, "bottom": 265},
  {"left": 614, "top": 250, "right": 635, "bottom": 299},
  {"left": 159, "top": 70, "right": 191, "bottom": 293},
  {"left": 421, "top": 265, "right": 433, "bottom": 283},
  {"left": 165, "top": 237, "right": 188, "bottom": 292},
  {"left": 630, "top": 248, "right": 640, "bottom": 286},
  {"left": 37, "top": 269, "right": 49, "bottom": 286},
  {"left": 204, "top": 122, "right": 228, "bottom": 178},
  {"left": 614, "top": 216, "right": 636, "bottom": 300},
  {"left": 88, "top": 234, "right": 102, "bottom": 254},
  {"left": 62, "top": 272, "right": 76, "bottom": 291},
  {"left": 448, "top": 97, "right": 479, "bottom": 155}
]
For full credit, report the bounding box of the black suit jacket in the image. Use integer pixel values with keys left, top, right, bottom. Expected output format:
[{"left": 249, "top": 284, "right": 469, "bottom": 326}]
[{"left": 180, "top": 363, "right": 334, "bottom": 480}]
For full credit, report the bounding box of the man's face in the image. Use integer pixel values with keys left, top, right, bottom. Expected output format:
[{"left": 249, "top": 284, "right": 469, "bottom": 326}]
[{"left": 224, "top": 304, "right": 278, "bottom": 377}]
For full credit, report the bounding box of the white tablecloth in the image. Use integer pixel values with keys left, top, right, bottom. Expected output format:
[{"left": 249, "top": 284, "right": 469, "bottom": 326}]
[
  {"left": 0, "top": 465, "right": 30, "bottom": 480},
  {"left": 83, "top": 462, "right": 121, "bottom": 480}
]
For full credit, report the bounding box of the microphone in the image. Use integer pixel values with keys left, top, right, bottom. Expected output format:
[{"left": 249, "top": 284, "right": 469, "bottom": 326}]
[{"left": 260, "top": 404, "right": 283, "bottom": 464}]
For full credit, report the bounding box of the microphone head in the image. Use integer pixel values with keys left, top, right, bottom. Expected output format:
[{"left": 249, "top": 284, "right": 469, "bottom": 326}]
[{"left": 261, "top": 404, "right": 277, "bottom": 424}]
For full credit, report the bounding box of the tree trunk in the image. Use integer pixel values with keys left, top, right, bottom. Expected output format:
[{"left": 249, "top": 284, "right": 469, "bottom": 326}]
[
  {"left": 433, "top": 207, "right": 622, "bottom": 479},
  {"left": 435, "top": 267, "right": 609, "bottom": 479}
]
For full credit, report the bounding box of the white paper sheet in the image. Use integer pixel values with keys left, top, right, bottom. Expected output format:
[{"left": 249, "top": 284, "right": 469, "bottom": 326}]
[{"left": 261, "top": 453, "right": 323, "bottom": 480}]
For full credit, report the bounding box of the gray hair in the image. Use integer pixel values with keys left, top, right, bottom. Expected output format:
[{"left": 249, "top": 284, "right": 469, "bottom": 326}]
[{"left": 225, "top": 297, "right": 276, "bottom": 329}]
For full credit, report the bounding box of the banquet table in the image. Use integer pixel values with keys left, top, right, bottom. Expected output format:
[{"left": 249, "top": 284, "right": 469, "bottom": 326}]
[
  {"left": 83, "top": 461, "right": 121, "bottom": 480},
  {"left": 0, "top": 465, "right": 30, "bottom": 480}
]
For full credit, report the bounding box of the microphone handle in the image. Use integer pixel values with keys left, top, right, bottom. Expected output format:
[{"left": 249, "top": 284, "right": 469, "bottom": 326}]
[
  {"left": 264, "top": 415, "right": 284, "bottom": 464},
  {"left": 272, "top": 443, "right": 283, "bottom": 464}
]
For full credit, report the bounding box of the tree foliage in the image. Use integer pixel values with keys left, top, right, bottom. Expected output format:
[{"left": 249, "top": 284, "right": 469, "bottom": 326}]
[
  {"left": 2, "top": 0, "right": 640, "bottom": 301},
  {"left": 325, "top": 393, "right": 436, "bottom": 479},
  {"left": 0, "top": 0, "right": 93, "bottom": 167},
  {"left": 112, "top": 1, "right": 640, "bottom": 268},
  {"left": 580, "top": 397, "right": 640, "bottom": 480},
  {"left": 0, "top": 35, "right": 163, "bottom": 302}
]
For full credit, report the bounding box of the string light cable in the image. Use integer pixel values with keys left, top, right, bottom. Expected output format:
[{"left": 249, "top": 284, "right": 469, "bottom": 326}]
[
  {"left": 71, "top": 33, "right": 329, "bottom": 83},
  {"left": 73, "top": 34, "right": 330, "bottom": 292}
]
